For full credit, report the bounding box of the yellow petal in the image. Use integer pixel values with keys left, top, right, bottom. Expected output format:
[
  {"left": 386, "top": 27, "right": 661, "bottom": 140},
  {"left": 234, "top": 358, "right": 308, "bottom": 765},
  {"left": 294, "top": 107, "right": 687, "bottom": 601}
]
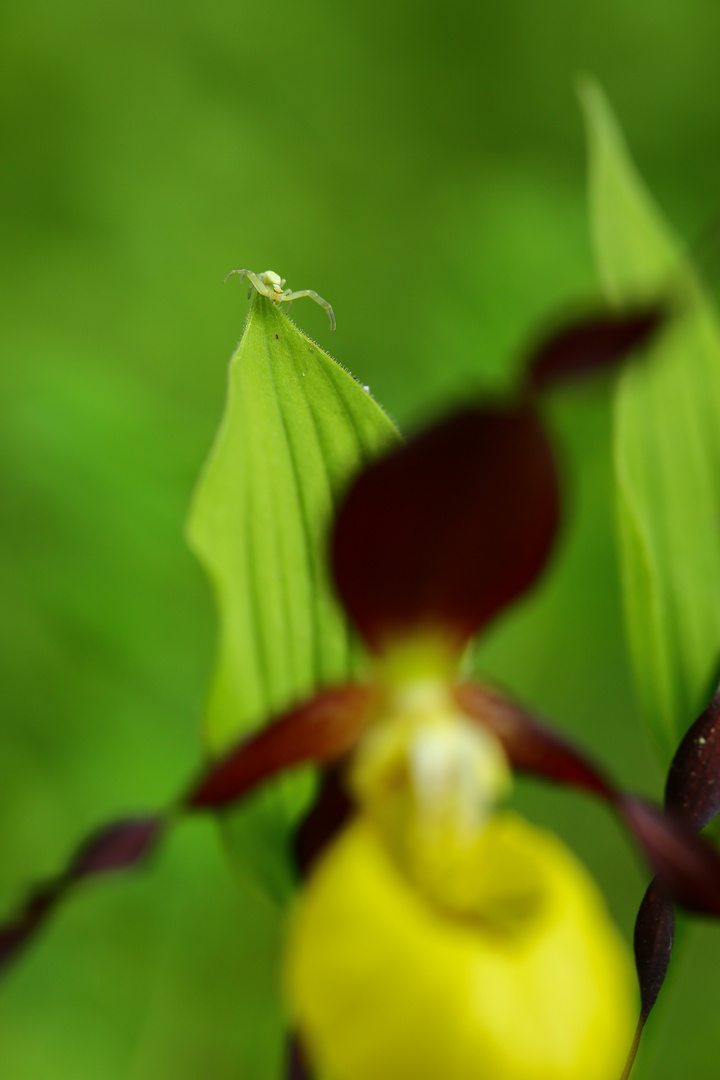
[{"left": 285, "top": 814, "right": 635, "bottom": 1080}]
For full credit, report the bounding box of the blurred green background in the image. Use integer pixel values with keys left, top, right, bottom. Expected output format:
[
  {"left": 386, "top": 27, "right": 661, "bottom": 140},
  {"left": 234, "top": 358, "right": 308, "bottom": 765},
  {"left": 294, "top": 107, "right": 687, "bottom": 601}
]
[{"left": 2, "top": 1, "right": 720, "bottom": 1077}]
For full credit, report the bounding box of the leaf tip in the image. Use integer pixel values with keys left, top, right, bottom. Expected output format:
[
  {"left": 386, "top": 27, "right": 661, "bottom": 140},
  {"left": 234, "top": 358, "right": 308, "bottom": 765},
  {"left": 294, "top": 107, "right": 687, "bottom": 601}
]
[{"left": 577, "top": 76, "right": 622, "bottom": 148}]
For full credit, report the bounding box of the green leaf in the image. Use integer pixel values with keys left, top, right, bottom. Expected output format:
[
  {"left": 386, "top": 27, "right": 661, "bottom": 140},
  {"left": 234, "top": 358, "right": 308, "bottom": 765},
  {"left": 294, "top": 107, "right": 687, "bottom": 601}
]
[
  {"left": 187, "top": 289, "right": 400, "bottom": 900},
  {"left": 582, "top": 81, "right": 720, "bottom": 764}
]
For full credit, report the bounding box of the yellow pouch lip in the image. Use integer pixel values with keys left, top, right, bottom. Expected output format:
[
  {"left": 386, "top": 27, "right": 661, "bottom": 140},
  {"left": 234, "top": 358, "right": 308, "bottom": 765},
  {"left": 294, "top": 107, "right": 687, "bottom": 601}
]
[{"left": 285, "top": 813, "right": 636, "bottom": 1080}]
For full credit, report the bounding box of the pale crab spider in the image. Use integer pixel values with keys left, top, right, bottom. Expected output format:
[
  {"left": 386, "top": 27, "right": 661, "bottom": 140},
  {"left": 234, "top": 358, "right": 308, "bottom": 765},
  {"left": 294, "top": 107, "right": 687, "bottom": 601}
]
[{"left": 224, "top": 268, "right": 336, "bottom": 331}]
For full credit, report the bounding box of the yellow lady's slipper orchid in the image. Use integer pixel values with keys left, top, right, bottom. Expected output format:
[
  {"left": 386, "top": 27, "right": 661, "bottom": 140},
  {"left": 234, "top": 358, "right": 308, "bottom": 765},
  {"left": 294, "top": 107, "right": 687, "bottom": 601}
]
[
  {"left": 286, "top": 647, "right": 635, "bottom": 1080},
  {"left": 5, "top": 300, "right": 713, "bottom": 1080}
]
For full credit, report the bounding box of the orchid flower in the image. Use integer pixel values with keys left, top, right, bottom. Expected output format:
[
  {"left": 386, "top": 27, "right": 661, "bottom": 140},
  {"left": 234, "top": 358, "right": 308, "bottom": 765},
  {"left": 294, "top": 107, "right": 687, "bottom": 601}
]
[{"left": 3, "top": 302, "right": 720, "bottom": 1080}]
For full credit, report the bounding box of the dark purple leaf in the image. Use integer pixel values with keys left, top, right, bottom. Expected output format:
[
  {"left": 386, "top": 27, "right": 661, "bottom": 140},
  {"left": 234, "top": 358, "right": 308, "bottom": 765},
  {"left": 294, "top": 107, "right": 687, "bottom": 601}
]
[
  {"left": 185, "top": 685, "right": 375, "bottom": 809},
  {"left": 525, "top": 305, "right": 666, "bottom": 393},
  {"left": 633, "top": 878, "right": 675, "bottom": 1022},
  {"left": 665, "top": 681, "right": 720, "bottom": 831},
  {"left": 332, "top": 407, "right": 560, "bottom": 655}
]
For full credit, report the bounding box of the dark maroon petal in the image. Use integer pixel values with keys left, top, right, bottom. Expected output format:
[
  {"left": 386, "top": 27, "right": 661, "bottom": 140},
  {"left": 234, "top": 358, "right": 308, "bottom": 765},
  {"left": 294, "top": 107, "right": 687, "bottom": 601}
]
[
  {"left": 0, "top": 923, "right": 34, "bottom": 972},
  {"left": 633, "top": 878, "right": 675, "bottom": 1022},
  {"left": 293, "top": 768, "right": 354, "bottom": 878},
  {"left": 457, "top": 679, "right": 720, "bottom": 913},
  {"left": 619, "top": 796, "right": 720, "bottom": 915},
  {"left": 185, "top": 685, "right": 375, "bottom": 809},
  {"left": 69, "top": 818, "right": 162, "bottom": 878},
  {"left": 619, "top": 879, "right": 675, "bottom": 1080},
  {"left": 0, "top": 814, "right": 163, "bottom": 976},
  {"left": 454, "top": 681, "right": 613, "bottom": 798},
  {"left": 625, "top": 683, "right": 720, "bottom": 1033},
  {"left": 665, "top": 681, "right": 720, "bottom": 831},
  {"left": 525, "top": 305, "right": 666, "bottom": 393},
  {"left": 0, "top": 687, "right": 372, "bottom": 981},
  {"left": 0, "top": 889, "right": 56, "bottom": 973},
  {"left": 332, "top": 406, "right": 560, "bottom": 654}
]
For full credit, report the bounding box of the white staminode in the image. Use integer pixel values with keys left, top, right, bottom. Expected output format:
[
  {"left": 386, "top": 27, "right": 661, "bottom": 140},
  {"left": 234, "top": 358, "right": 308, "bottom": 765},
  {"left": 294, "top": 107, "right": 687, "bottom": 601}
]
[
  {"left": 224, "top": 268, "right": 336, "bottom": 331},
  {"left": 410, "top": 720, "right": 509, "bottom": 836},
  {"left": 352, "top": 678, "right": 511, "bottom": 841},
  {"left": 350, "top": 679, "right": 513, "bottom": 915}
]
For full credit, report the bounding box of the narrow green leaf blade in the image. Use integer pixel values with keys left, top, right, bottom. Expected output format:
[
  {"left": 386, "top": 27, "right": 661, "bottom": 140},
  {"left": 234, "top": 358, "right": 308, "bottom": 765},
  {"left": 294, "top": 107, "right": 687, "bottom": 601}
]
[
  {"left": 583, "top": 82, "right": 720, "bottom": 763},
  {"left": 187, "top": 290, "right": 400, "bottom": 897}
]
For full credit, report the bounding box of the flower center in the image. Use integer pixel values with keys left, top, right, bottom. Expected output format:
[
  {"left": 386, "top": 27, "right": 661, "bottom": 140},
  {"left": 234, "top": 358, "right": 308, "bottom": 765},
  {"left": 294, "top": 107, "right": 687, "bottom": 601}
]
[{"left": 347, "top": 675, "right": 548, "bottom": 929}]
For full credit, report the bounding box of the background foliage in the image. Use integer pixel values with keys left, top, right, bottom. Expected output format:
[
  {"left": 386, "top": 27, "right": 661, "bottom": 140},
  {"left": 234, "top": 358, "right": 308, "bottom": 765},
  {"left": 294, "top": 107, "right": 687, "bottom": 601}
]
[{"left": 2, "top": 1, "right": 720, "bottom": 1077}]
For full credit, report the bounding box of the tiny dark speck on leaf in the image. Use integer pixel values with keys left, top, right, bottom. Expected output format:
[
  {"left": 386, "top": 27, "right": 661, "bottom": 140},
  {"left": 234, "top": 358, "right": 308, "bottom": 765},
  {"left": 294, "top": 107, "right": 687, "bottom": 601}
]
[{"left": 275, "top": 334, "right": 279, "bottom": 339}]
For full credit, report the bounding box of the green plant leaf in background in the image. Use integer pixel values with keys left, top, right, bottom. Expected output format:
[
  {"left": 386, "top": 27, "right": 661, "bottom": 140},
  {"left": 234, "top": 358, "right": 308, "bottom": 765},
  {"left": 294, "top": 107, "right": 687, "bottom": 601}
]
[
  {"left": 187, "top": 286, "right": 401, "bottom": 900},
  {"left": 582, "top": 81, "right": 720, "bottom": 766}
]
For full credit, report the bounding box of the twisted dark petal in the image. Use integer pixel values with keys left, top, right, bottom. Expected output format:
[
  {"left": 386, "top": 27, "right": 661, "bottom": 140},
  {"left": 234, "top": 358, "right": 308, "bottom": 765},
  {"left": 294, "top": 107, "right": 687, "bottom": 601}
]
[
  {"left": 0, "top": 816, "right": 163, "bottom": 975},
  {"left": 0, "top": 687, "right": 371, "bottom": 980},
  {"left": 185, "top": 685, "right": 375, "bottom": 809},
  {"left": 620, "top": 878, "right": 675, "bottom": 1080},
  {"left": 0, "top": 890, "right": 56, "bottom": 973},
  {"left": 69, "top": 818, "right": 161, "bottom": 877},
  {"left": 633, "top": 878, "right": 675, "bottom": 1022},
  {"left": 457, "top": 679, "right": 720, "bottom": 911},
  {"left": 0, "top": 925, "right": 32, "bottom": 971},
  {"left": 525, "top": 305, "right": 666, "bottom": 393},
  {"left": 626, "top": 682, "right": 720, "bottom": 1032},
  {"left": 454, "top": 681, "right": 614, "bottom": 798},
  {"left": 619, "top": 796, "right": 720, "bottom": 915},
  {"left": 665, "top": 681, "right": 720, "bottom": 831},
  {"left": 332, "top": 406, "right": 560, "bottom": 655}
]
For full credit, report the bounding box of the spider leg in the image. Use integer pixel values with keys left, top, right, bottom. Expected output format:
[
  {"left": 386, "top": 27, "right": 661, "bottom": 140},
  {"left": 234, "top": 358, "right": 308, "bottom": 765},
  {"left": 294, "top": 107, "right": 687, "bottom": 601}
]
[
  {"left": 224, "top": 268, "right": 272, "bottom": 299},
  {"left": 283, "top": 289, "right": 336, "bottom": 331}
]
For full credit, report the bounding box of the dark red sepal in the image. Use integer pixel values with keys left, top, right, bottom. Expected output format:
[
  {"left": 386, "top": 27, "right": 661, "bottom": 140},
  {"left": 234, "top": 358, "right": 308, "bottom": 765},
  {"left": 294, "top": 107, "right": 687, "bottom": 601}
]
[
  {"left": 0, "top": 815, "right": 163, "bottom": 975},
  {"left": 665, "top": 681, "right": 720, "bottom": 831},
  {"left": 620, "top": 794, "right": 720, "bottom": 1054},
  {"left": 185, "top": 685, "right": 375, "bottom": 809},
  {"left": 332, "top": 406, "right": 560, "bottom": 655},
  {"left": 618, "top": 796, "right": 720, "bottom": 915},
  {"left": 457, "top": 679, "right": 720, "bottom": 912},
  {"left": 0, "top": 891, "right": 56, "bottom": 973},
  {"left": 620, "top": 878, "right": 676, "bottom": 1080},
  {"left": 633, "top": 878, "right": 675, "bottom": 1023},
  {"left": 454, "top": 681, "right": 613, "bottom": 798},
  {"left": 625, "top": 683, "right": 720, "bottom": 1034},
  {"left": 69, "top": 817, "right": 161, "bottom": 877},
  {"left": 525, "top": 305, "right": 666, "bottom": 393},
  {"left": 0, "top": 688, "right": 372, "bottom": 980}
]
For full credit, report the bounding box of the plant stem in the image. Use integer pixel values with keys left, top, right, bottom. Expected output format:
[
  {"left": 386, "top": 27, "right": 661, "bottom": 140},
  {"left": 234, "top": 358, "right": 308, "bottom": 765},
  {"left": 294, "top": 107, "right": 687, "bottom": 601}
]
[{"left": 619, "top": 1016, "right": 645, "bottom": 1080}]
